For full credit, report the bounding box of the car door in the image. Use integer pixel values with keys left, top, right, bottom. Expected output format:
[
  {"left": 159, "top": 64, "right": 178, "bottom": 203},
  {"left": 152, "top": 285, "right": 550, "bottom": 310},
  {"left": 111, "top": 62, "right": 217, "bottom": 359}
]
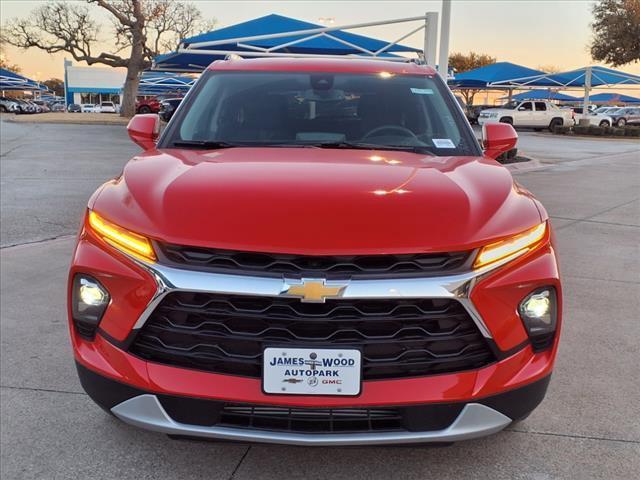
[
  {"left": 516, "top": 101, "right": 535, "bottom": 126},
  {"left": 628, "top": 108, "right": 640, "bottom": 125},
  {"left": 534, "top": 102, "right": 549, "bottom": 126}
]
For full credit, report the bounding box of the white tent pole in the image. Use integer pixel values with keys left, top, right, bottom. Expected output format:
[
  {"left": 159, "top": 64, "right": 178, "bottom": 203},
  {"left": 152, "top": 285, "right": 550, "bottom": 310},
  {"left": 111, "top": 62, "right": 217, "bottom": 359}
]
[
  {"left": 583, "top": 66, "right": 592, "bottom": 114},
  {"left": 437, "top": 0, "right": 452, "bottom": 78},
  {"left": 176, "top": 48, "right": 414, "bottom": 62},
  {"left": 424, "top": 12, "right": 439, "bottom": 66}
]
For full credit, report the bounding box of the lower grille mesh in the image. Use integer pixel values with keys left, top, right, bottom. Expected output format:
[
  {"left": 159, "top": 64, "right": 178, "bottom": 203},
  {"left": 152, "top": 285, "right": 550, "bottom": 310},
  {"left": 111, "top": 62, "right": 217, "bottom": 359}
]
[{"left": 129, "top": 292, "right": 495, "bottom": 380}]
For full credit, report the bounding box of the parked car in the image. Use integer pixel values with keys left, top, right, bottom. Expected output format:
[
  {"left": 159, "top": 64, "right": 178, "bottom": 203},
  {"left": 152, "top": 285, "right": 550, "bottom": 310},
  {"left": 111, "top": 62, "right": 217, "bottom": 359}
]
[
  {"left": 33, "top": 100, "right": 51, "bottom": 113},
  {"left": 0, "top": 97, "right": 21, "bottom": 113},
  {"left": 465, "top": 104, "right": 494, "bottom": 125},
  {"left": 136, "top": 97, "right": 161, "bottom": 114},
  {"left": 608, "top": 106, "right": 640, "bottom": 127},
  {"left": 570, "top": 107, "right": 612, "bottom": 127},
  {"left": 70, "top": 58, "right": 562, "bottom": 446},
  {"left": 478, "top": 100, "right": 572, "bottom": 131},
  {"left": 100, "top": 101, "right": 117, "bottom": 113},
  {"left": 51, "top": 102, "right": 66, "bottom": 112},
  {"left": 13, "top": 99, "right": 36, "bottom": 114},
  {"left": 68, "top": 103, "right": 82, "bottom": 113},
  {"left": 81, "top": 104, "right": 101, "bottom": 113},
  {"left": 159, "top": 97, "right": 183, "bottom": 122},
  {"left": 593, "top": 106, "right": 620, "bottom": 115}
]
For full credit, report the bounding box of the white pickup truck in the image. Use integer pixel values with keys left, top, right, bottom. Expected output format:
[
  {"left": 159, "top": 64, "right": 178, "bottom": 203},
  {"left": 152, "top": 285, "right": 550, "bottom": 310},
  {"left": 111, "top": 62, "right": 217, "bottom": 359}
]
[{"left": 478, "top": 100, "right": 573, "bottom": 131}]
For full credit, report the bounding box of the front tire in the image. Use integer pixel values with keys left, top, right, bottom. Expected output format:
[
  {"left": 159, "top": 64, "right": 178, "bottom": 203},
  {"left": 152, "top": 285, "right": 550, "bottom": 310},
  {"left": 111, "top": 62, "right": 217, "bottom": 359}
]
[
  {"left": 599, "top": 120, "right": 610, "bottom": 127},
  {"left": 549, "top": 118, "right": 563, "bottom": 132},
  {"left": 499, "top": 117, "right": 513, "bottom": 125},
  {"left": 138, "top": 105, "right": 151, "bottom": 114},
  {"left": 616, "top": 118, "right": 626, "bottom": 127},
  {"left": 0, "top": 105, "right": 7, "bottom": 113}
]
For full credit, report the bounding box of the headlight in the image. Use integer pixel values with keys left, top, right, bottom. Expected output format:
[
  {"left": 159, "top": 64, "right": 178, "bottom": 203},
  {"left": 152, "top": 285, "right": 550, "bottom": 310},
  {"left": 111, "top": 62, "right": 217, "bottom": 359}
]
[
  {"left": 473, "top": 222, "right": 547, "bottom": 269},
  {"left": 88, "top": 210, "right": 156, "bottom": 262},
  {"left": 71, "top": 274, "right": 110, "bottom": 339},
  {"left": 519, "top": 287, "right": 558, "bottom": 351}
]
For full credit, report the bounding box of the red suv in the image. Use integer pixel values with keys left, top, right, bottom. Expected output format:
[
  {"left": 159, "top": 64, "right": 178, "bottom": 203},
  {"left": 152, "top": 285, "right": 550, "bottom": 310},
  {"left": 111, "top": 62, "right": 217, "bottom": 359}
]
[
  {"left": 69, "top": 58, "right": 561, "bottom": 446},
  {"left": 135, "top": 97, "right": 161, "bottom": 114}
]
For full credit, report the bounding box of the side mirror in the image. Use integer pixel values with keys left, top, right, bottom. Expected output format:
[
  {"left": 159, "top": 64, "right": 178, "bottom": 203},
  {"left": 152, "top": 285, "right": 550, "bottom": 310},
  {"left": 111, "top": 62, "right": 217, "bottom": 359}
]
[
  {"left": 482, "top": 123, "right": 518, "bottom": 159},
  {"left": 517, "top": 106, "right": 526, "bottom": 111},
  {"left": 127, "top": 114, "right": 160, "bottom": 150}
]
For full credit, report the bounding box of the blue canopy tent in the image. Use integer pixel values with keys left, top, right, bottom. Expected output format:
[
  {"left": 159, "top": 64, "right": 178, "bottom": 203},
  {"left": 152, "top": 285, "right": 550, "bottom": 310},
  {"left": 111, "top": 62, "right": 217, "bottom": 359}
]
[
  {"left": 137, "top": 71, "right": 196, "bottom": 95},
  {"left": 0, "top": 68, "right": 45, "bottom": 92},
  {"left": 490, "top": 66, "right": 640, "bottom": 88},
  {"left": 153, "top": 14, "right": 422, "bottom": 72},
  {"left": 489, "top": 66, "right": 640, "bottom": 112},
  {"left": 506, "top": 90, "right": 580, "bottom": 102},
  {"left": 588, "top": 92, "right": 640, "bottom": 104},
  {"left": 448, "top": 62, "right": 546, "bottom": 89}
]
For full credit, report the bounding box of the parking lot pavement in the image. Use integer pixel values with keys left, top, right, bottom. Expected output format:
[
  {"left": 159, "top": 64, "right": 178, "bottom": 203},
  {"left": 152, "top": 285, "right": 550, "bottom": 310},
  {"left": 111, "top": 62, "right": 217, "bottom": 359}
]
[
  {"left": 1, "top": 122, "right": 639, "bottom": 479},
  {"left": 0, "top": 119, "right": 137, "bottom": 247}
]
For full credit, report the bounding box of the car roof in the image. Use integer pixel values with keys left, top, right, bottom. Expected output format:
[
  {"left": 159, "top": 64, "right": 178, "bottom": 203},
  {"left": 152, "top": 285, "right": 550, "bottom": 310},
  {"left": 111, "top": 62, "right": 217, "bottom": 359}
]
[{"left": 207, "top": 57, "right": 437, "bottom": 76}]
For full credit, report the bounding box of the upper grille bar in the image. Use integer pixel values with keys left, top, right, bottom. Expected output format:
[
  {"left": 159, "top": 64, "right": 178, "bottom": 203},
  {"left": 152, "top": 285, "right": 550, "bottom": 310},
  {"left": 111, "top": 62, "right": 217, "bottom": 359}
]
[{"left": 158, "top": 243, "right": 470, "bottom": 278}]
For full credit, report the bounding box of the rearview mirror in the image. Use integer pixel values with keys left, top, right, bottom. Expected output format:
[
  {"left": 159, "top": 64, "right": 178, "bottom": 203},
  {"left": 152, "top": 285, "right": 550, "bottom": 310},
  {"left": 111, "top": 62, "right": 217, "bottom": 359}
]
[
  {"left": 482, "top": 123, "right": 518, "bottom": 159},
  {"left": 127, "top": 114, "right": 160, "bottom": 150}
]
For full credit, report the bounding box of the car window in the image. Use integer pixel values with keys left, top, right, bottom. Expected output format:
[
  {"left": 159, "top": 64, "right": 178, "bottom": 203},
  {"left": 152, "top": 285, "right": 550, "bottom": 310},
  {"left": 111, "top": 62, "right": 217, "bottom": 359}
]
[
  {"left": 534, "top": 102, "right": 547, "bottom": 111},
  {"left": 163, "top": 71, "right": 479, "bottom": 156},
  {"left": 520, "top": 102, "right": 533, "bottom": 111}
]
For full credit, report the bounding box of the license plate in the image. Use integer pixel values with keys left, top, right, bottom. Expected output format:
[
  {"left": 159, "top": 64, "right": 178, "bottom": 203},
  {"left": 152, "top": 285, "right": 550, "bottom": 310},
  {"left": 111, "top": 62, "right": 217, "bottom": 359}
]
[{"left": 263, "top": 347, "right": 361, "bottom": 396}]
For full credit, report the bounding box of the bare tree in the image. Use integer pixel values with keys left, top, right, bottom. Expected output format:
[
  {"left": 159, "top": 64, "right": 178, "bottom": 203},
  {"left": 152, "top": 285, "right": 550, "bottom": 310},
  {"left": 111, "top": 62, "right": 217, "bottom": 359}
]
[{"left": 2, "top": 1, "right": 216, "bottom": 117}]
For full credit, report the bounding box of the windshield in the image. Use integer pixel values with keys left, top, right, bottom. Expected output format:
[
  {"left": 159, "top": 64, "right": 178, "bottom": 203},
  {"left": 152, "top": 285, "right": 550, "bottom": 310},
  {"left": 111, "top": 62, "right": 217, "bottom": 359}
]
[
  {"left": 500, "top": 101, "right": 519, "bottom": 110},
  {"left": 161, "top": 71, "right": 479, "bottom": 156}
]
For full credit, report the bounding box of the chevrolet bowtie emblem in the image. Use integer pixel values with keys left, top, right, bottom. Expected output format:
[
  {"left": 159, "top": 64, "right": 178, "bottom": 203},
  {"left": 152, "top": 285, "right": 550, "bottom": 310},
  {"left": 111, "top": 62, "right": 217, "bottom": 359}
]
[{"left": 283, "top": 279, "right": 348, "bottom": 303}]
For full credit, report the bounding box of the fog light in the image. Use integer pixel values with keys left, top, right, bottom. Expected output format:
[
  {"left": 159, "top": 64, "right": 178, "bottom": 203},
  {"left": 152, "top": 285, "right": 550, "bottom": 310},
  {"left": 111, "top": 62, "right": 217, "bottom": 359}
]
[
  {"left": 80, "top": 282, "right": 107, "bottom": 306},
  {"left": 519, "top": 287, "right": 557, "bottom": 351},
  {"left": 72, "top": 275, "right": 110, "bottom": 339}
]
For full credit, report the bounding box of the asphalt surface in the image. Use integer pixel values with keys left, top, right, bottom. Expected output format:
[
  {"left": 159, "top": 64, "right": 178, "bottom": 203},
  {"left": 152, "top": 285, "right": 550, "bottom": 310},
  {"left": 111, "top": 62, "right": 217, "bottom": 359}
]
[{"left": 1, "top": 118, "right": 639, "bottom": 479}]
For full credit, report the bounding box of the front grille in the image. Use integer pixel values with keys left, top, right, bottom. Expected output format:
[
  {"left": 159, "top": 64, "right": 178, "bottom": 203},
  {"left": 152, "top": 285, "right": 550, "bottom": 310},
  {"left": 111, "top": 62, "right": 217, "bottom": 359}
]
[
  {"left": 219, "top": 405, "right": 403, "bottom": 433},
  {"left": 156, "top": 395, "right": 466, "bottom": 433},
  {"left": 158, "top": 244, "right": 470, "bottom": 278},
  {"left": 129, "top": 292, "right": 495, "bottom": 380}
]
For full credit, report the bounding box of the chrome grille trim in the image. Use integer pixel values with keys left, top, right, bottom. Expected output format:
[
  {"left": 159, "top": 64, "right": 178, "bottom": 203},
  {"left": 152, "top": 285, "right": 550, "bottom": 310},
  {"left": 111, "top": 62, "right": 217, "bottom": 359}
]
[{"left": 127, "top": 249, "right": 524, "bottom": 340}]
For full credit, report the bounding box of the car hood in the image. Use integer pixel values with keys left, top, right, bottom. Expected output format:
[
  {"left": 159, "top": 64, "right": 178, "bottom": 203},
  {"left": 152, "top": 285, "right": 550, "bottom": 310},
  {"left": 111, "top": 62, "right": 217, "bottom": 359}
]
[{"left": 92, "top": 147, "right": 542, "bottom": 255}]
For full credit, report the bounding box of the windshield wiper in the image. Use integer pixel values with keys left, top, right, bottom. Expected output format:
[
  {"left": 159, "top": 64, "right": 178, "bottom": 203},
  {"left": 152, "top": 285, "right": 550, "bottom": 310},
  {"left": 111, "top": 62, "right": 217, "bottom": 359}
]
[
  {"left": 171, "top": 140, "right": 240, "bottom": 149},
  {"left": 314, "top": 141, "right": 434, "bottom": 154}
]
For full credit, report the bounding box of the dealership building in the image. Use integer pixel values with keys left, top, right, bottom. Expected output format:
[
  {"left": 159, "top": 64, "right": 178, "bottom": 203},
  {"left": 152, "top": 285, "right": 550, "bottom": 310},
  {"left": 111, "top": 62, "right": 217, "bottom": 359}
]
[
  {"left": 63, "top": 61, "right": 195, "bottom": 106},
  {"left": 64, "top": 62, "right": 126, "bottom": 106}
]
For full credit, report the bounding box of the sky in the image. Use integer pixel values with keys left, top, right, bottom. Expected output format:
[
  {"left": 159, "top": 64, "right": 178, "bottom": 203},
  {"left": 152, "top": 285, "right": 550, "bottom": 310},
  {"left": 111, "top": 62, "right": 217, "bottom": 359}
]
[{"left": 1, "top": 0, "right": 639, "bottom": 87}]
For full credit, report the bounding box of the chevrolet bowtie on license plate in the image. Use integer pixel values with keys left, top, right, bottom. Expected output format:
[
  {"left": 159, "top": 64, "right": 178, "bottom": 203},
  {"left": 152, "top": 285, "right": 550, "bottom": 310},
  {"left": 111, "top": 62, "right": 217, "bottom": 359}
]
[{"left": 263, "top": 347, "right": 361, "bottom": 395}]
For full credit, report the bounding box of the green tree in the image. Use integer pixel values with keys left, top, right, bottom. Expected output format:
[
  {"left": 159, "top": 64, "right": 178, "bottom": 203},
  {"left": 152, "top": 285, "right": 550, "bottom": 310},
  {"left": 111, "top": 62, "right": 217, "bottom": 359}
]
[
  {"left": 0, "top": 45, "right": 21, "bottom": 72},
  {"left": 590, "top": 0, "right": 640, "bottom": 66},
  {"left": 449, "top": 52, "right": 497, "bottom": 106},
  {"left": 1, "top": 1, "right": 215, "bottom": 117},
  {"left": 42, "top": 78, "right": 65, "bottom": 97},
  {"left": 449, "top": 51, "right": 496, "bottom": 74}
]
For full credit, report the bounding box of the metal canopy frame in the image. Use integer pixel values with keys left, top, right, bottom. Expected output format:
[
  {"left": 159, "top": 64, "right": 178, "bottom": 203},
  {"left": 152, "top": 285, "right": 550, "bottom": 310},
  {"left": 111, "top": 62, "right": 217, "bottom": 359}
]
[{"left": 158, "top": 14, "right": 440, "bottom": 72}]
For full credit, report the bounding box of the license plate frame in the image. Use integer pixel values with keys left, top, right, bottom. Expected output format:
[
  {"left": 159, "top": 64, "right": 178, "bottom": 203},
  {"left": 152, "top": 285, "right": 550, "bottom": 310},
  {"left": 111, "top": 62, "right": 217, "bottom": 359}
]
[{"left": 262, "top": 346, "right": 362, "bottom": 396}]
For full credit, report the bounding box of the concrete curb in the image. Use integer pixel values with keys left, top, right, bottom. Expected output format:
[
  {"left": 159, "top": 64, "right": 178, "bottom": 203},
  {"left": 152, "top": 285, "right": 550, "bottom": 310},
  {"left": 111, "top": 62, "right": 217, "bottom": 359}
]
[{"left": 504, "top": 156, "right": 544, "bottom": 173}]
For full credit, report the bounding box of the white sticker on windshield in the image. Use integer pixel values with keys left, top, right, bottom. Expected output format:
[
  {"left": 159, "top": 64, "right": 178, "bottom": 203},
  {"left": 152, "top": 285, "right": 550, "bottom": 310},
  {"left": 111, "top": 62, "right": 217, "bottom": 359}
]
[
  {"left": 410, "top": 88, "right": 434, "bottom": 95},
  {"left": 433, "top": 138, "right": 456, "bottom": 149}
]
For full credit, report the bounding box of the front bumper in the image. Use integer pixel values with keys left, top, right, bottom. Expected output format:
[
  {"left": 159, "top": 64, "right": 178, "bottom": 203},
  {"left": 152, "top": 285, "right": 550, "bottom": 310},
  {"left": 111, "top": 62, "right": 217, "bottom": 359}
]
[
  {"left": 78, "top": 362, "right": 550, "bottom": 445},
  {"left": 69, "top": 224, "right": 561, "bottom": 443}
]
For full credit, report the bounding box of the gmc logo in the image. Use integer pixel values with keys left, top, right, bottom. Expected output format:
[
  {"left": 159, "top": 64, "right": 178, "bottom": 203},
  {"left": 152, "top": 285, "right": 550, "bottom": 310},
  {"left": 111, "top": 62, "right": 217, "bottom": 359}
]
[{"left": 322, "top": 379, "right": 342, "bottom": 385}]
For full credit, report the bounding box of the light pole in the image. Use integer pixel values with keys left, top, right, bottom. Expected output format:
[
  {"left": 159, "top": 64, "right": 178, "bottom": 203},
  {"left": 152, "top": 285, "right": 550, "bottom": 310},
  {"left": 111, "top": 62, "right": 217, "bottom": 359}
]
[{"left": 438, "top": 0, "right": 452, "bottom": 79}]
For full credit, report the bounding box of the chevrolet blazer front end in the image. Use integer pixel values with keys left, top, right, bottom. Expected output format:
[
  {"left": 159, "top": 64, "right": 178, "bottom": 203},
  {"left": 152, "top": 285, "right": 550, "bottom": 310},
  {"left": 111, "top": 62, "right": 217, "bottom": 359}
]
[{"left": 69, "top": 58, "right": 561, "bottom": 445}]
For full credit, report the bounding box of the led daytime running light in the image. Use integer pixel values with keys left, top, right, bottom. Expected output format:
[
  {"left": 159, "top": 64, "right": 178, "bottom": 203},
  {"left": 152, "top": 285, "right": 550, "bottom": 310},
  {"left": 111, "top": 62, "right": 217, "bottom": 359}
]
[
  {"left": 474, "top": 222, "right": 547, "bottom": 269},
  {"left": 88, "top": 210, "right": 156, "bottom": 262}
]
